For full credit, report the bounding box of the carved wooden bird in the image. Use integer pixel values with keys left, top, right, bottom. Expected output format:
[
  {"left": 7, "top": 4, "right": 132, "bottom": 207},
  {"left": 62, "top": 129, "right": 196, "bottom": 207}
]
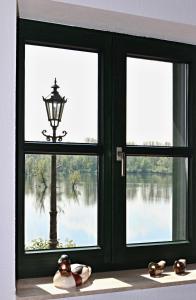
[
  {"left": 173, "top": 259, "right": 186, "bottom": 275},
  {"left": 53, "top": 254, "right": 92, "bottom": 289},
  {"left": 148, "top": 260, "right": 166, "bottom": 277}
]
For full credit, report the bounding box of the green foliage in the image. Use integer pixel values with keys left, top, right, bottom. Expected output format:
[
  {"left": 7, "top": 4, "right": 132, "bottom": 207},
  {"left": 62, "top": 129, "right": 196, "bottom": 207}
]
[
  {"left": 35, "top": 157, "right": 50, "bottom": 186},
  {"left": 25, "top": 238, "right": 76, "bottom": 250},
  {"left": 69, "top": 170, "right": 81, "bottom": 186},
  {"left": 25, "top": 143, "right": 173, "bottom": 181},
  {"left": 127, "top": 156, "right": 172, "bottom": 174},
  {"left": 25, "top": 154, "right": 97, "bottom": 180},
  {"left": 64, "top": 238, "right": 77, "bottom": 248},
  {"left": 25, "top": 154, "right": 50, "bottom": 187}
]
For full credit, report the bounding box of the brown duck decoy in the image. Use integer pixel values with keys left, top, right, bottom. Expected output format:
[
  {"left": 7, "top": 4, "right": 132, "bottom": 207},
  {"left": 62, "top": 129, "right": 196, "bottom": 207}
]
[
  {"left": 173, "top": 259, "right": 186, "bottom": 275},
  {"left": 148, "top": 260, "right": 166, "bottom": 277}
]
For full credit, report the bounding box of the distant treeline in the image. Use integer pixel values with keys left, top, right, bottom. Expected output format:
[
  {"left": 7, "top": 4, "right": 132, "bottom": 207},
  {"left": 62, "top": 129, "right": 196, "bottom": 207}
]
[
  {"left": 25, "top": 154, "right": 97, "bottom": 180},
  {"left": 25, "top": 140, "right": 173, "bottom": 178},
  {"left": 127, "top": 156, "right": 172, "bottom": 174},
  {"left": 26, "top": 153, "right": 172, "bottom": 181},
  {"left": 127, "top": 141, "right": 172, "bottom": 174}
]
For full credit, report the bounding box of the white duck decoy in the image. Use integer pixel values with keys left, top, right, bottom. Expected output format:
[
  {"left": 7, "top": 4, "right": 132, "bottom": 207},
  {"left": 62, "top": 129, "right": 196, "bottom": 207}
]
[{"left": 53, "top": 254, "right": 92, "bottom": 289}]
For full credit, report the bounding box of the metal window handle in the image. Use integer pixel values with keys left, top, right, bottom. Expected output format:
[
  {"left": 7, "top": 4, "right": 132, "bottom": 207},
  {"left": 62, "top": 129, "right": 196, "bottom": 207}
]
[{"left": 116, "top": 147, "right": 126, "bottom": 177}]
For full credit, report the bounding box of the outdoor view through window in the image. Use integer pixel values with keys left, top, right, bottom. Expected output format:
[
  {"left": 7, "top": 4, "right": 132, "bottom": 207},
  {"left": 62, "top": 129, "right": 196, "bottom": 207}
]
[
  {"left": 24, "top": 45, "right": 188, "bottom": 251},
  {"left": 25, "top": 45, "right": 98, "bottom": 250},
  {"left": 126, "top": 57, "right": 187, "bottom": 244}
]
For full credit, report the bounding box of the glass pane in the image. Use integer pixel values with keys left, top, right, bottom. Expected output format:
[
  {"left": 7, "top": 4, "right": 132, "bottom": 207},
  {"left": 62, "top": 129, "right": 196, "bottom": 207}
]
[
  {"left": 126, "top": 156, "right": 187, "bottom": 244},
  {"left": 126, "top": 57, "right": 187, "bottom": 146},
  {"left": 25, "top": 154, "right": 98, "bottom": 251},
  {"left": 25, "top": 45, "right": 98, "bottom": 143}
]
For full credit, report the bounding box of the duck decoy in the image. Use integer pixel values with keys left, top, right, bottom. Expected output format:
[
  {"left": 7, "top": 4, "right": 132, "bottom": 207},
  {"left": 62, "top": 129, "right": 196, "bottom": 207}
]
[
  {"left": 148, "top": 260, "right": 166, "bottom": 277},
  {"left": 53, "top": 254, "right": 92, "bottom": 289},
  {"left": 173, "top": 259, "right": 186, "bottom": 275}
]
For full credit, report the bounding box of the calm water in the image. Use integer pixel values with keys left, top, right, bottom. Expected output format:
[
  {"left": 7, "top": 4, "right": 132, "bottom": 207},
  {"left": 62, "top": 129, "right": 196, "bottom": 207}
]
[
  {"left": 25, "top": 173, "right": 172, "bottom": 249},
  {"left": 25, "top": 173, "right": 97, "bottom": 248},
  {"left": 126, "top": 174, "right": 172, "bottom": 244}
]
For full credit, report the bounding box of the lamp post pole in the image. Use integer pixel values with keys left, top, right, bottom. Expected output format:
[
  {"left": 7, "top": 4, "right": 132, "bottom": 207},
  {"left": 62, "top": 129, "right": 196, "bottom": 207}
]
[
  {"left": 50, "top": 154, "right": 57, "bottom": 248},
  {"left": 50, "top": 125, "right": 57, "bottom": 249},
  {"left": 42, "top": 79, "right": 67, "bottom": 249}
]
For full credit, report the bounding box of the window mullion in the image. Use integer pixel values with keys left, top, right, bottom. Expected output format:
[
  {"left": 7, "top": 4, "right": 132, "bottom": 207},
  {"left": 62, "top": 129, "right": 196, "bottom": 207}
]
[
  {"left": 24, "top": 142, "right": 103, "bottom": 155},
  {"left": 126, "top": 146, "right": 190, "bottom": 157}
]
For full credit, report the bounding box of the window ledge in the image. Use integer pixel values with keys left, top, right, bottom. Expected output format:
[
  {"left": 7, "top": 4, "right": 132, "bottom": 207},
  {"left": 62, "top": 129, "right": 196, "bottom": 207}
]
[{"left": 16, "top": 264, "right": 196, "bottom": 299}]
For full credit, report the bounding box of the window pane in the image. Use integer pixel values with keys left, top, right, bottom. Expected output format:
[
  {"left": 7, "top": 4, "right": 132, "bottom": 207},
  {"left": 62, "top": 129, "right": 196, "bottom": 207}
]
[
  {"left": 25, "top": 45, "right": 98, "bottom": 143},
  {"left": 25, "top": 154, "right": 98, "bottom": 251},
  {"left": 126, "top": 57, "right": 187, "bottom": 146},
  {"left": 126, "top": 156, "right": 187, "bottom": 244}
]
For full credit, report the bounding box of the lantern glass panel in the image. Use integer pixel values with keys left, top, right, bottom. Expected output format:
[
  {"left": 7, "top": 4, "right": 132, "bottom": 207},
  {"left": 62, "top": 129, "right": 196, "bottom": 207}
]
[
  {"left": 45, "top": 102, "right": 51, "bottom": 120},
  {"left": 59, "top": 103, "right": 65, "bottom": 121},
  {"left": 52, "top": 102, "right": 58, "bottom": 121}
]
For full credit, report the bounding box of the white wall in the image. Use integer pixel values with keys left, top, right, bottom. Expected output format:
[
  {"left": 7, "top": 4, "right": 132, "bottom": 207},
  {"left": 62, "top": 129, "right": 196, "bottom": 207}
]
[
  {"left": 18, "top": 0, "right": 196, "bottom": 45},
  {"left": 0, "top": 0, "right": 16, "bottom": 299},
  {"left": 4, "top": 1, "right": 196, "bottom": 299},
  {"left": 54, "top": 0, "right": 196, "bottom": 26}
]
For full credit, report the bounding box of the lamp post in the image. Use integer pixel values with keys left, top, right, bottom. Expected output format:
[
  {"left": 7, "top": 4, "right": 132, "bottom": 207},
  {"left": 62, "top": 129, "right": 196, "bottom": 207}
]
[{"left": 42, "top": 78, "right": 67, "bottom": 249}]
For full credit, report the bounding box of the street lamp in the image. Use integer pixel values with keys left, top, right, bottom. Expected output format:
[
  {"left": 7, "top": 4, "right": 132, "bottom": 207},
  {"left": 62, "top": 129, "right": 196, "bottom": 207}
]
[
  {"left": 42, "top": 78, "right": 67, "bottom": 142},
  {"left": 42, "top": 78, "right": 67, "bottom": 249}
]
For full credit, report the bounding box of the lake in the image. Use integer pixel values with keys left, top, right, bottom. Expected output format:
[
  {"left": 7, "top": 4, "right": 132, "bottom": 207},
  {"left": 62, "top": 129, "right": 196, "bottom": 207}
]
[{"left": 25, "top": 173, "right": 173, "bottom": 250}]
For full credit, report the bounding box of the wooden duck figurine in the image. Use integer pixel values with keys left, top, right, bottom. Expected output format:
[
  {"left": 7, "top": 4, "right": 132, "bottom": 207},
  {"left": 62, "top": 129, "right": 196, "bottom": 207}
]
[
  {"left": 148, "top": 260, "right": 166, "bottom": 277},
  {"left": 53, "top": 254, "right": 92, "bottom": 289},
  {"left": 173, "top": 259, "right": 186, "bottom": 275}
]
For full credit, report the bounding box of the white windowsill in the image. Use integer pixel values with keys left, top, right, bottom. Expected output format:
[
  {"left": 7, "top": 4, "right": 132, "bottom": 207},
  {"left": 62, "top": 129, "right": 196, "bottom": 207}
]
[{"left": 16, "top": 264, "right": 196, "bottom": 299}]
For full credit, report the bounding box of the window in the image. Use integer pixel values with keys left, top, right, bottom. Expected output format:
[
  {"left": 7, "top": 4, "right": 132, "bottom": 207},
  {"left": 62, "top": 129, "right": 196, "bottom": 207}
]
[
  {"left": 17, "top": 20, "right": 196, "bottom": 278},
  {"left": 24, "top": 44, "right": 99, "bottom": 251},
  {"left": 25, "top": 45, "right": 98, "bottom": 143},
  {"left": 17, "top": 20, "right": 112, "bottom": 278},
  {"left": 25, "top": 154, "right": 98, "bottom": 250},
  {"left": 126, "top": 58, "right": 188, "bottom": 244},
  {"left": 126, "top": 156, "right": 188, "bottom": 244}
]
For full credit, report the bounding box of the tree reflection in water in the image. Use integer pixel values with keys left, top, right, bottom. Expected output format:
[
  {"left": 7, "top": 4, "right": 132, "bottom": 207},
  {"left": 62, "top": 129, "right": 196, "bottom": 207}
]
[
  {"left": 26, "top": 172, "right": 171, "bottom": 213},
  {"left": 25, "top": 169, "right": 98, "bottom": 249},
  {"left": 25, "top": 172, "right": 97, "bottom": 213},
  {"left": 25, "top": 154, "right": 173, "bottom": 248},
  {"left": 25, "top": 175, "right": 48, "bottom": 213},
  {"left": 126, "top": 174, "right": 172, "bottom": 203}
]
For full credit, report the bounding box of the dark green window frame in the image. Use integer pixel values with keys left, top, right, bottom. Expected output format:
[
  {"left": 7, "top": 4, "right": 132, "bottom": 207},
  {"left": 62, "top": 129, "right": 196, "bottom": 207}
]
[
  {"left": 16, "top": 19, "right": 196, "bottom": 279},
  {"left": 16, "top": 19, "right": 113, "bottom": 278},
  {"left": 111, "top": 35, "right": 196, "bottom": 267}
]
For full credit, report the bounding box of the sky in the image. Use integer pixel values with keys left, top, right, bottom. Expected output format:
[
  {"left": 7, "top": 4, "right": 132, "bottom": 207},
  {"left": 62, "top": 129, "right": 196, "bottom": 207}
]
[
  {"left": 25, "top": 45, "right": 98, "bottom": 143},
  {"left": 25, "top": 44, "right": 183, "bottom": 145},
  {"left": 126, "top": 57, "right": 173, "bottom": 145}
]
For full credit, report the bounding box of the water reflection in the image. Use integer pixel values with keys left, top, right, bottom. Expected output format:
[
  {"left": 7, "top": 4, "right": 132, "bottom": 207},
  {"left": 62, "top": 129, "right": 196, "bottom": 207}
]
[
  {"left": 25, "top": 171, "right": 98, "bottom": 249},
  {"left": 126, "top": 174, "right": 172, "bottom": 203},
  {"left": 126, "top": 174, "right": 172, "bottom": 244},
  {"left": 25, "top": 175, "right": 47, "bottom": 213},
  {"left": 25, "top": 172, "right": 97, "bottom": 211},
  {"left": 25, "top": 170, "right": 174, "bottom": 249}
]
